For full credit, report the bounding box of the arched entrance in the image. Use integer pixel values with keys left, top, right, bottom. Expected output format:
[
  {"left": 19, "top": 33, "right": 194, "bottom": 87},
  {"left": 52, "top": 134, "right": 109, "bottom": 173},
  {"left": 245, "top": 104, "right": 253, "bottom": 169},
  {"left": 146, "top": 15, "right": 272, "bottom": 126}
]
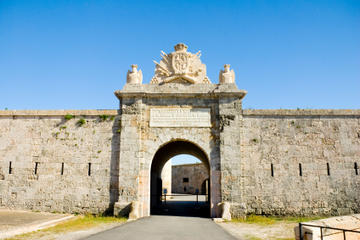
[{"left": 150, "top": 140, "right": 210, "bottom": 217}]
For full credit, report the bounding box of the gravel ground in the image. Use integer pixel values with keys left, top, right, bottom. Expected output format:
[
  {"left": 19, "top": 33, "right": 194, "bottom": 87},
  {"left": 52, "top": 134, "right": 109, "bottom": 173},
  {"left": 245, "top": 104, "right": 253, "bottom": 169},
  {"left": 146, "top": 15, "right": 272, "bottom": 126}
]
[
  {"left": 0, "top": 209, "right": 72, "bottom": 239},
  {"left": 217, "top": 221, "right": 296, "bottom": 240},
  {"left": 36, "top": 222, "right": 124, "bottom": 240}
]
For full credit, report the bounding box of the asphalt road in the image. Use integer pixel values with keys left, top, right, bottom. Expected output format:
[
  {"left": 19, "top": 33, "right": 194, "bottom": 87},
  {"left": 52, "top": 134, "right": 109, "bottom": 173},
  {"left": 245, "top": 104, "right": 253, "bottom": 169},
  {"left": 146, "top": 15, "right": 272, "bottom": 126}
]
[{"left": 81, "top": 215, "right": 237, "bottom": 240}]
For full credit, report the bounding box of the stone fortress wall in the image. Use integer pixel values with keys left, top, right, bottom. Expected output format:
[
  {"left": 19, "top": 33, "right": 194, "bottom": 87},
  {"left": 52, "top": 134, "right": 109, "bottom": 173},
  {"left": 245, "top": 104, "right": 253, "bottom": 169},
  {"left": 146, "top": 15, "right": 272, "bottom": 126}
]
[
  {"left": 171, "top": 163, "right": 209, "bottom": 194},
  {"left": 0, "top": 43, "right": 359, "bottom": 218},
  {"left": 0, "top": 110, "right": 119, "bottom": 214},
  {"left": 0, "top": 109, "right": 359, "bottom": 216},
  {"left": 234, "top": 109, "right": 360, "bottom": 216}
]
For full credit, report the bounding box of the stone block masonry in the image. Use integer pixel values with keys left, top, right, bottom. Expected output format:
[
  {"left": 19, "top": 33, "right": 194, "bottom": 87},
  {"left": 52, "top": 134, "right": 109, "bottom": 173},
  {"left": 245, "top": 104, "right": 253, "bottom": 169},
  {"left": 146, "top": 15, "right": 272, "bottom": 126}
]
[
  {"left": 0, "top": 110, "right": 119, "bottom": 214},
  {"left": 233, "top": 109, "right": 360, "bottom": 216},
  {"left": 0, "top": 109, "right": 359, "bottom": 217}
]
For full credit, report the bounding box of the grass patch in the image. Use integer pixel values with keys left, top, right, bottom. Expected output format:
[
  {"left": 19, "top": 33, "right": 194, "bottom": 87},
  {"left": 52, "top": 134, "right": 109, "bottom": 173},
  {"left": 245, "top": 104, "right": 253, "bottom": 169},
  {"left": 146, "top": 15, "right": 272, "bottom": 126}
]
[
  {"left": 232, "top": 215, "right": 324, "bottom": 225},
  {"left": 99, "top": 115, "right": 109, "bottom": 122},
  {"left": 233, "top": 215, "right": 277, "bottom": 225},
  {"left": 244, "top": 235, "right": 263, "bottom": 240},
  {"left": 6, "top": 215, "right": 126, "bottom": 240},
  {"left": 77, "top": 118, "right": 86, "bottom": 126},
  {"left": 64, "top": 114, "right": 75, "bottom": 121}
]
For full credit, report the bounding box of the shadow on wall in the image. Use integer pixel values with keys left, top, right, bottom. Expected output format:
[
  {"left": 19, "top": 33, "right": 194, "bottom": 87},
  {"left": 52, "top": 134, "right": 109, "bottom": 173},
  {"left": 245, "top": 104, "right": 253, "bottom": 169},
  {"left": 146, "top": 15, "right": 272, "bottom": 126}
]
[{"left": 104, "top": 111, "right": 121, "bottom": 215}]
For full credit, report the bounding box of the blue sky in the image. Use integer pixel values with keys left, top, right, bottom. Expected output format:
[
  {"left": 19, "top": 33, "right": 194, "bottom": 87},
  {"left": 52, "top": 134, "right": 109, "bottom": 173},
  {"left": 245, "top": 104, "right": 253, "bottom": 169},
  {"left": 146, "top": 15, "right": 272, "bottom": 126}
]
[
  {"left": 1, "top": 0, "right": 359, "bottom": 110},
  {"left": 171, "top": 155, "right": 201, "bottom": 165},
  {"left": 1, "top": 1, "right": 359, "bottom": 165}
]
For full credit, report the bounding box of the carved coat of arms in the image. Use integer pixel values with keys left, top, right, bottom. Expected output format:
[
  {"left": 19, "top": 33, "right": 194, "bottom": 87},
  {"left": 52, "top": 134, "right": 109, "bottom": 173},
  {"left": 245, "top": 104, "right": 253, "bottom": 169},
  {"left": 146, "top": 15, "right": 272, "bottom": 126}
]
[
  {"left": 172, "top": 52, "right": 189, "bottom": 75},
  {"left": 151, "top": 43, "right": 210, "bottom": 84}
]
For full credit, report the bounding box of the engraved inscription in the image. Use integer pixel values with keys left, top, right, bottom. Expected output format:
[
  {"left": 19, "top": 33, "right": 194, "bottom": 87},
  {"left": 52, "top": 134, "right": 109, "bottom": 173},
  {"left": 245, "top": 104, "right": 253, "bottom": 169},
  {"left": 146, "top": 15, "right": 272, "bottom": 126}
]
[{"left": 150, "top": 108, "right": 211, "bottom": 127}]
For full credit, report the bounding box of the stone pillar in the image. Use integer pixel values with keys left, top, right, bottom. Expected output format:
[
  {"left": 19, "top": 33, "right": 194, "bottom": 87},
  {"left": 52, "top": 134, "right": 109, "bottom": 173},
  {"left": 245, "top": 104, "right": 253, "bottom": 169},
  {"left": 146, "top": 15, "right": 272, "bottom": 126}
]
[
  {"left": 218, "top": 91, "right": 244, "bottom": 217},
  {"left": 114, "top": 98, "right": 143, "bottom": 217}
]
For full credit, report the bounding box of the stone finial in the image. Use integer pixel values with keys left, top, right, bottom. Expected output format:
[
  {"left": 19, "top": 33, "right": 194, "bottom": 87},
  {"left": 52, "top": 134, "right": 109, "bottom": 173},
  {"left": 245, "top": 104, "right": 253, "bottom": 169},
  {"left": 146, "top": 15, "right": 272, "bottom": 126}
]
[
  {"left": 126, "top": 64, "right": 143, "bottom": 84},
  {"left": 150, "top": 43, "right": 210, "bottom": 84},
  {"left": 219, "top": 64, "right": 235, "bottom": 84},
  {"left": 174, "top": 43, "right": 188, "bottom": 52}
]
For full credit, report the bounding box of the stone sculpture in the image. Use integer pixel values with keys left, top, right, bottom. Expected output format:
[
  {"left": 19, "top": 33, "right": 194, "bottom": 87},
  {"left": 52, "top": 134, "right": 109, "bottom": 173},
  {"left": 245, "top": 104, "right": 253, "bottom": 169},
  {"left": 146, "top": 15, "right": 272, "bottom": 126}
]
[
  {"left": 126, "top": 64, "right": 143, "bottom": 84},
  {"left": 219, "top": 64, "right": 235, "bottom": 84},
  {"left": 150, "top": 43, "right": 211, "bottom": 84}
]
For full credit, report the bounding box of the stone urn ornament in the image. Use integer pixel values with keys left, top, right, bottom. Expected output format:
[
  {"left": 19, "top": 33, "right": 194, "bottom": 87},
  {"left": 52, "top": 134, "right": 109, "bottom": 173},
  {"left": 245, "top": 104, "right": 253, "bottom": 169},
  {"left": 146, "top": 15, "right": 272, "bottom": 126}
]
[
  {"left": 219, "top": 64, "right": 235, "bottom": 84},
  {"left": 126, "top": 64, "right": 143, "bottom": 84}
]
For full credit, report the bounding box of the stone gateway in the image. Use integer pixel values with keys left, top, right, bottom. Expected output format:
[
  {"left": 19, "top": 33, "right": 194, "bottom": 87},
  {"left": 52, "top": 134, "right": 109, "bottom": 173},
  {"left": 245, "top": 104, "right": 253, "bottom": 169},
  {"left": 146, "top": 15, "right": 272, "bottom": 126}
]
[{"left": 0, "top": 43, "right": 359, "bottom": 219}]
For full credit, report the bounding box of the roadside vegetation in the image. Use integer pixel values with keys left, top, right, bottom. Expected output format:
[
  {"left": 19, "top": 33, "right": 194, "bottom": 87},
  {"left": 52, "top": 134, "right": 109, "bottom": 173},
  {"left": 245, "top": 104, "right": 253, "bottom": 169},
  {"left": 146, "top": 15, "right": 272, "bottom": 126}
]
[
  {"left": 232, "top": 214, "right": 324, "bottom": 225},
  {"left": 6, "top": 215, "right": 127, "bottom": 240},
  {"left": 220, "top": 215, "right": 325, "bottom": 240}
]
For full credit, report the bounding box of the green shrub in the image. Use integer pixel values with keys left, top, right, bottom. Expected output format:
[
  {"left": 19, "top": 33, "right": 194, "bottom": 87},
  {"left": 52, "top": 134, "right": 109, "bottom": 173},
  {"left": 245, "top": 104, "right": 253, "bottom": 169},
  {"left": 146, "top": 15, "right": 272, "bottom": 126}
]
[
  {"left": 77, "top": 118, "right": 86, "bottom": 126},
  {"left": 64, "top": 114, "right": 75, "bottom": 121},
  {"left": 99, "top": 115, "right": 109, "bottom": 122}
]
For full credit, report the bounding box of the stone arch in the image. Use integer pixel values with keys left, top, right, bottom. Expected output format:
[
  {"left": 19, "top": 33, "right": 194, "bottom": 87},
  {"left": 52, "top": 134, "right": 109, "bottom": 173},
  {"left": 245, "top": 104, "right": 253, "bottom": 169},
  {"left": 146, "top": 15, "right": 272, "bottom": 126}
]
[
  {"left": 149, "top": 139, "right": 211, "bottom": 216},
  {"left": 146, "top": 133, "right": 214, "bottom": 171},
  {"left": 150, "top": 138, "right": 210, "bottom": 172}
]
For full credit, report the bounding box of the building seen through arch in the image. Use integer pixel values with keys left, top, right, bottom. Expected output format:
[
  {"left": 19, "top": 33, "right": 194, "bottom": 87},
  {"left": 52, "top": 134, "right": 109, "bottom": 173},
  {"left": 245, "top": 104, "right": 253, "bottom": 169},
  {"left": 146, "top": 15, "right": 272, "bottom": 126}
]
[
  {"left": 171, "top": 161, "right": 209, "bottom": 195},
  {"left": 156, "top": 154, "right": 210, "bottom": 216}
]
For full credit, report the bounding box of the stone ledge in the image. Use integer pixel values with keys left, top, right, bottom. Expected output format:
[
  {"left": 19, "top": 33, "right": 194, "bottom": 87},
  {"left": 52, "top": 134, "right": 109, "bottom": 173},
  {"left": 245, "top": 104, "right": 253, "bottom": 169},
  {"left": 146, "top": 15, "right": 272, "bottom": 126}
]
[
  {"left": 115, "top": 83, "right": 247, "bottom": 99},
  {"left": 242, "top": 109, "right": 360, "bottom": 116},
  {"left": 0, "top": 110, "right": 118, "bottom": 116}
]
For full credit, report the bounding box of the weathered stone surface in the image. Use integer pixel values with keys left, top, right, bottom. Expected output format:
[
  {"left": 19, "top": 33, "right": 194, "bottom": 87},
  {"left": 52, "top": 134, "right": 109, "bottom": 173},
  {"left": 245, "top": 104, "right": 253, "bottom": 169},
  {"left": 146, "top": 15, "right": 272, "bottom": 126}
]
[
  {"left": 0, "top": 111, "right": 118, "bottom": 214},
  {"left": 235, "top": 112, "right": 360, "bottom": 217},
  {"left": 150, "top": 108, "right": 211, "bottom": 127},
  {"left": 218, "top": 202, "right": 231, "bottom": 221},
  {"left": 129, "top": 201, "right": 141, "bottom": 220}
]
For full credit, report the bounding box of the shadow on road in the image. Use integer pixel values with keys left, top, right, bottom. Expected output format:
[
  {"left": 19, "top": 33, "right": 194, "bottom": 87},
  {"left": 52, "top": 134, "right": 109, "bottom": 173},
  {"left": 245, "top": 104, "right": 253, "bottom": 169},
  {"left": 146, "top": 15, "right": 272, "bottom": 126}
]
[{"left": 151, "top": 201, "right": 210, "bottom": 218}]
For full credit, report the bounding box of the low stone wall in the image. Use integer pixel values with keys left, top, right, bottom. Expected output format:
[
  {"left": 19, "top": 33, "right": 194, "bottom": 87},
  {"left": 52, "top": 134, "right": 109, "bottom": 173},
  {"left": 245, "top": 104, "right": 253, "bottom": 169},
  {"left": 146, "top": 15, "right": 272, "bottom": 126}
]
[{"left": 0, "top": 110, "right": 119, "bottom": 214}]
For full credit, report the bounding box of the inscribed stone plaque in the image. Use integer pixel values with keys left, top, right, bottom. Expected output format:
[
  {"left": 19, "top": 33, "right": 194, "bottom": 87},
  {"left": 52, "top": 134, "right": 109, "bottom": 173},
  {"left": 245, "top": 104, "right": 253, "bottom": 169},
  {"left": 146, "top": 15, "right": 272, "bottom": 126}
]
[{"left": 150, "top": 108, "right": 211, "bottom": 127}]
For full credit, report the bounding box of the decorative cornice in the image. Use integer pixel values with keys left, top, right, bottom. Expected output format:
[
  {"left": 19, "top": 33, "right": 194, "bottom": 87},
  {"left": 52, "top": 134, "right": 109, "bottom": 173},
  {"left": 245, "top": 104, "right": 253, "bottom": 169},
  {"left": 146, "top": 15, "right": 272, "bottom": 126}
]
[{"left": 115, "top": 83, "right": 247, "bottom": 100}]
